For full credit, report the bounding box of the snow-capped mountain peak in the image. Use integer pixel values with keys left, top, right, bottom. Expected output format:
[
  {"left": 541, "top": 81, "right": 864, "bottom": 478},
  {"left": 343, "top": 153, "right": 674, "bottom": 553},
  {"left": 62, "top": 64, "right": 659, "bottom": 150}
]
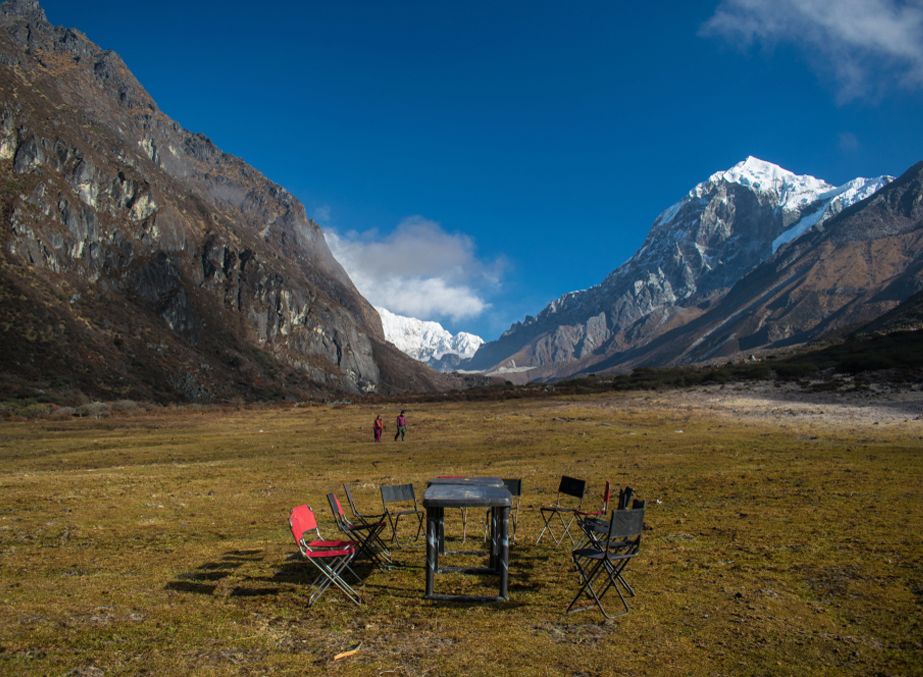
[
  {"left": 377, "top": 307, "right": 484, "bottom": 370},
  {"left": 700, "top": 156, "right": 835, "bottom": 211}
]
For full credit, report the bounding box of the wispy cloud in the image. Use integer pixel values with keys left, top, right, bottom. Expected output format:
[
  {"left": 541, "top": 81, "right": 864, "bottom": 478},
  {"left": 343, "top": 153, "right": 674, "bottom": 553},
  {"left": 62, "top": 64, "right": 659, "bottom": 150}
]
[
  {"left": 700, "top": 0, "right": 923, "bottom": 102},
  {"left": 324, "top": 215, "right": 505, "bottom": 323},
  {"left": 312, "top": 204, "right": 332, "bottom": 224},
  {"left": 838, "top": 131, "right": 861, "bottom": 151}
]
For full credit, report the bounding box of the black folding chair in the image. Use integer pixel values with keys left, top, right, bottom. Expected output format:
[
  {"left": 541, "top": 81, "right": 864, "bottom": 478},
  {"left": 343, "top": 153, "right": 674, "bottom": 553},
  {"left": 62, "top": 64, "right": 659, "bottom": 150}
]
[
  {"left": 567, "top": 506, "right": 645, "bottom": 618},
  {"left": 616, "top": 485, "right": 634, "bottom": 510},
  {"left": 326, "top": 492, "right": 391, "bottom": 570},
  {"left": 536, "top": 475, "right": 586, "bottom": 546},
  {"left": 379, "top": 483, "right": 424, "bottom": 548},
  {"left": 342, "top": 484, "right": 393, "bottom": 559},
  {"left": 344, "top": 483, "right": 387, "bottom": 525},
  {"left": 574, "top": 480, "right": 611, "bottom": 549},
  {"left": 484, "top": 478, "right": 523, "bottom": 544}
]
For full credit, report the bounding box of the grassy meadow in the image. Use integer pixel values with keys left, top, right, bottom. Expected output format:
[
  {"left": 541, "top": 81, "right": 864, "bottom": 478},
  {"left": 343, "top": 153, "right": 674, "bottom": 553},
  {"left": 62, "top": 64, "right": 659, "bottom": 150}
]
[{"left": 0, "top": 391, "right": 921, "bottom": 676}]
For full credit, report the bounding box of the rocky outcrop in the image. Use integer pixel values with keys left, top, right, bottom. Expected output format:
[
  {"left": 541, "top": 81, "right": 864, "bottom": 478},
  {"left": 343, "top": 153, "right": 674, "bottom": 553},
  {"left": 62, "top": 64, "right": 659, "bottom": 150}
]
[{"left": 0, "top": 0, "right": 475, "bottom": 402}]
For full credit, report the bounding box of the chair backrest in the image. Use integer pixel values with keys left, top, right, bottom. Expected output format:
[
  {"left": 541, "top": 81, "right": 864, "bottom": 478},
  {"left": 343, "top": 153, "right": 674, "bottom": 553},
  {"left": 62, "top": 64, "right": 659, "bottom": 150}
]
[
  {"left": 289, "top": 505, "right": 320, "bottom": 552},
  {"left": 556, "top": 476, "right": 586, "bottom": 508},
  {"left": 502, "top": 478, "right": 523, "bottom": 497},
  {"left": 380, "top": 483, "right": 418, "bottom": 509},
  {"left": 617, "top": 486, "right": 634, "bottom": 510},
  {"left": 326, "top": 492, "right": 349, "bottom": 527},
  {"left": 604, "top": 506, "right": 645, "bottom": 551},
  {"left": 600, "top": 481, "right": 612, "bottom": 512},
  {"left": 343, "top": 484, "right": 363, "bottom": 517}
]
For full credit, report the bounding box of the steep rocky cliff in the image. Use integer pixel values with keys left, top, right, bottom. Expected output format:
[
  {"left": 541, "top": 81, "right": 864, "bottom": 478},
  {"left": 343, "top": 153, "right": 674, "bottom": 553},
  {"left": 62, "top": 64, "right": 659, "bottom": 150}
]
[{"left": 0, "top": 0, "right": 476, "bottom": 403}]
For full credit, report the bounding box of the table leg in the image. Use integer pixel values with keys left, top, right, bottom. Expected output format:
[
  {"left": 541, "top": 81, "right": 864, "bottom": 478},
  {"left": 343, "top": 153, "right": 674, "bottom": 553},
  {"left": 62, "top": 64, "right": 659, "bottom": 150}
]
[
  {"left": 425, "top": 507, "right": 441, "bottom": 598},
  {"left": 499, "top": 505, "right": 509, "bottom": 600}
]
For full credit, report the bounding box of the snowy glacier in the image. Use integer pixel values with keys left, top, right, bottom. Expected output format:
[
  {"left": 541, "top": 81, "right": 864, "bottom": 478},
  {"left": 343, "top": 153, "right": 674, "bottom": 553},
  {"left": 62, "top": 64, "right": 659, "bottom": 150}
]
[{"left": 377, "top": 307, "right": 484, "bottom": 367}]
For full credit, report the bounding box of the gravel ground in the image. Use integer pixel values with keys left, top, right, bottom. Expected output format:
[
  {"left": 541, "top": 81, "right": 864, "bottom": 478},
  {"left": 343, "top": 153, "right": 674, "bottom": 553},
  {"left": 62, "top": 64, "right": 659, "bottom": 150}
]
[{"left": 639, "top": 380, "right": 923, "bottom": 430}]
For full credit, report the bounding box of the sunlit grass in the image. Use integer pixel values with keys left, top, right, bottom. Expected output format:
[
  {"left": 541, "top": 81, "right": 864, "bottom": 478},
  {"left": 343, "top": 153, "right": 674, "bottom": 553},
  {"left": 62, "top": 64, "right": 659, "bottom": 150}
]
[{"left": 1, "top": 393, "right": 921, "bottom": 676}]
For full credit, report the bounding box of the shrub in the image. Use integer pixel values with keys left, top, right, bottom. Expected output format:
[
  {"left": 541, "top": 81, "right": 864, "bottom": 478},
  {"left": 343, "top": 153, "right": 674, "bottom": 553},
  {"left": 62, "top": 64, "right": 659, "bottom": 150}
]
[
  {"left": 76, "top": 402, "right": 111, "bottom": 418},
  {"left": 18, "top": 403, "right": 52, "bottom": 419}
]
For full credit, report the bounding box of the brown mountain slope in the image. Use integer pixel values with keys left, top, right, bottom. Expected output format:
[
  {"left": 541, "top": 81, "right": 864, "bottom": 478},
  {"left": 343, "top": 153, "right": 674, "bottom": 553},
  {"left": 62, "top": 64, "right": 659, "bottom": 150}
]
[{"left": 0, "top": 0, "right": 481, "bottom": 403}]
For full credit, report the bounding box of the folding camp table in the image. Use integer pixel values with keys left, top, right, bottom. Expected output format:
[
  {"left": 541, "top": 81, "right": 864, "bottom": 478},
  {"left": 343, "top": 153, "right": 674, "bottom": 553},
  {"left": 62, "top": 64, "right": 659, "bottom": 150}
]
[
  {"left": 426, "top": 477, "right": 504, "bottom": 552},
  {"left": 422, "top": 482, "right": 512, "bottom": 602}
]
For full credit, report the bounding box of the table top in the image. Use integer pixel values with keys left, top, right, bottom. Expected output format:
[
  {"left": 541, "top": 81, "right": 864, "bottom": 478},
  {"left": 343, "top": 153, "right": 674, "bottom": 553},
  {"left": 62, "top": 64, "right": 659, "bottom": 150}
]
[
  {"left": 426, "top": 476, "right": 504, "bottom": 487},
  {"left": 422, "top": 484, "right": 512, "bottom": 508}
]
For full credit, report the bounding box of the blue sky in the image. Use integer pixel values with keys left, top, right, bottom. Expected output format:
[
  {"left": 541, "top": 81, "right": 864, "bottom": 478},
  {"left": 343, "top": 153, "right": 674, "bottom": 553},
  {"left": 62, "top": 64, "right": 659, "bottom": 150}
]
[{"left": 37, "top": 0, "right": 923, "bottom": 340}]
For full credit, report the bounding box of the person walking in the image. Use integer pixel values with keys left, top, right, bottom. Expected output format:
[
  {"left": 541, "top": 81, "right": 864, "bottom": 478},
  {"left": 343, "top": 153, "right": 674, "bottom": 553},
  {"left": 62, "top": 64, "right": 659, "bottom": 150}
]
[
  {"left": 373, "top": 415, "right": 384, "bottom": 442},
  {"left": 394, "top": 410, "right": 407, "bottom": 442}
]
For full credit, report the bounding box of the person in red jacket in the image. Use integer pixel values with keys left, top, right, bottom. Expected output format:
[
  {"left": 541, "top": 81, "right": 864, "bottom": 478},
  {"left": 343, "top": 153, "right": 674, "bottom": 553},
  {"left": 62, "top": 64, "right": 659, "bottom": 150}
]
[
  {"left": 373, "top": 414, "right": 384, "bottom": 442},
  {"left": 394, "top": 410, "right": 406, "bottom": 441}
]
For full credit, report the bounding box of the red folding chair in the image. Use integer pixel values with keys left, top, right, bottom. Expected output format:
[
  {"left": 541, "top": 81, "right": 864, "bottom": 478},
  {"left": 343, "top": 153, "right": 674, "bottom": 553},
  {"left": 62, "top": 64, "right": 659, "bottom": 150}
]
[{"left": 288, "top": 505, "right": 361, "bottom": 606}]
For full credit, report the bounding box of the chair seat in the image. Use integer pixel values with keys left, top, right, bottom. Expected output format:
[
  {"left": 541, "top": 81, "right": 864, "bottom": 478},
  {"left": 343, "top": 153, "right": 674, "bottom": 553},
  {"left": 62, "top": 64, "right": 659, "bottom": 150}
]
[
  {"left": 306, "top": 539, "right": 354, "bottom": 549},
  {"left": 342, "top": 521, "right": 386, "bottom": 532},
  {"left": 302, "top": 545, "right": 355, "bottom": 559},
  {"left": 572, "top": 547, "right": 634, "bottom": 561}
]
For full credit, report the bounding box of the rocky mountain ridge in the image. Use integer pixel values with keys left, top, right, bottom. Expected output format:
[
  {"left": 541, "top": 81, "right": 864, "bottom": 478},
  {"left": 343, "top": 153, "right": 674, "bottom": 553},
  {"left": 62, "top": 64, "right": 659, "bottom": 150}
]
[
  {"left": 0, "top": 0, "right": 484, "bottom": 403},
  {"left": 464, "top": 156, "right": 900, "bottom": 381},
  {"left": 613, "top": 160, "right": 923, "bottom": 371}
]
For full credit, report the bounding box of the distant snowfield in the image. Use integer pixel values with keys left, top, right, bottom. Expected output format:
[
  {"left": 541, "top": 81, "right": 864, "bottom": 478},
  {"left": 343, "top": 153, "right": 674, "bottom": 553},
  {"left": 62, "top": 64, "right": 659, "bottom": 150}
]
[{"left": 377, "top": 307, "right": 484, "bottom": 366}]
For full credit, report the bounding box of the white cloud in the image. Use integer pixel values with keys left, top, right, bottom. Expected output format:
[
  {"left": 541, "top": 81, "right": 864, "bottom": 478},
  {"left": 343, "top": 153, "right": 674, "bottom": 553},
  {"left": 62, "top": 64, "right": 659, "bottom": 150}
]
[
  {"left": 312, "top": 204, "right": 332, "bottom": 224},
  {"left": 701, "top": 0, "right": 923, "bottom": 101},
  {"left": 324, "top": 215, "right": 505, "bottom": 323},
  {"left": 838, "top": 131, "right": 861, "bottom": 151}
]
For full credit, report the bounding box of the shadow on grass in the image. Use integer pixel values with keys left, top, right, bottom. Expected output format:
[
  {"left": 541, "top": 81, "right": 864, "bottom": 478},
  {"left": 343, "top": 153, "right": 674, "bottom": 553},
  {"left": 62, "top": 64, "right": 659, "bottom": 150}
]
[
  {"left": 165, "top": 547, "right": 391, "bottom": 598},
  {"left": 166, "top": 548, "right": 281, "bottom": 597},
  {"left": 164, "top": 545, "right": 544, "bottom": 608}
]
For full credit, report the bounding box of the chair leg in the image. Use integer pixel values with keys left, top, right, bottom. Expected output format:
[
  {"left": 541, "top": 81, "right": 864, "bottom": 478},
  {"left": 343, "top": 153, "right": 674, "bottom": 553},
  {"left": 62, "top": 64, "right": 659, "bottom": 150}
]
[
  {"left": 567, "top": 556, "right": 633, "bottom": 618},
  {"left": 389, "top": 514, "right": 404, "bottom": 549},
  {"left": 536, "top": 508, "right": 556, "bottom": 544},
  {"left": 566, "top": 557, "right": 607, "bottom": 615},
  {"left": 558, "top": 512, "right": 580, "bottom": 546},
  {"left": 537, "top": 508, "right": 581, "bottom": 546},
  {"left": 306, "top": 555, "right": 361, "bottom": 606}
]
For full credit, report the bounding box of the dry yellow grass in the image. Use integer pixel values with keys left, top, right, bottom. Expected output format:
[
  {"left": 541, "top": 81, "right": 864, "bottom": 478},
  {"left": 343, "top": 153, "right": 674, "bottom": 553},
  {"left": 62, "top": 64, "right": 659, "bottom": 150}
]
[{"left": 0, "top": 388, "right": 921, "bottom": 676}]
